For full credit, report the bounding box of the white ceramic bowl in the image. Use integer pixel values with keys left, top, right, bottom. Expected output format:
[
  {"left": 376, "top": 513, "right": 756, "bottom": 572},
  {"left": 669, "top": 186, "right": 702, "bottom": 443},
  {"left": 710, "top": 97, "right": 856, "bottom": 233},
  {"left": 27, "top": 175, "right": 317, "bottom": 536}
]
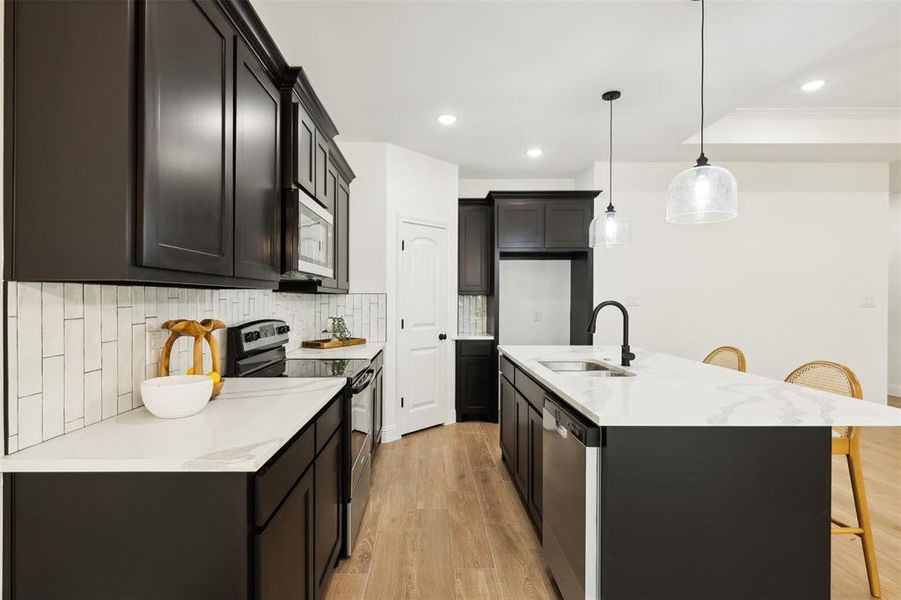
[{"left": 140, "top": 375, "right": 213, "bottom": 419}]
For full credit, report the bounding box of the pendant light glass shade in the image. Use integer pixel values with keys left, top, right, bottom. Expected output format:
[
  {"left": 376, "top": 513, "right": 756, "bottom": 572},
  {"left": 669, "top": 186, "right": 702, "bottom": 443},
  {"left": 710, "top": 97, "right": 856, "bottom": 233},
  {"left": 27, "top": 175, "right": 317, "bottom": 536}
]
[
  {"left": 667, "top": 0, "right": 737, "bottom": 225},
  {"left": 666, "top": 163, "right": 737, "bottom": 224},
  {"left": 590, "top": 209, "right": 631, "bottom": 247}
]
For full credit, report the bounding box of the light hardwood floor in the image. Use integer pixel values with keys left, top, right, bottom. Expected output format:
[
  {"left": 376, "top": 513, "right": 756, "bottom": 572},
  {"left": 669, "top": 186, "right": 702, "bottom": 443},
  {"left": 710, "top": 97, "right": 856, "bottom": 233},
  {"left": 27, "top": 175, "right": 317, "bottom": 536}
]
[{"left": 327, "top": 412, "right": 900, "bottom": 600}]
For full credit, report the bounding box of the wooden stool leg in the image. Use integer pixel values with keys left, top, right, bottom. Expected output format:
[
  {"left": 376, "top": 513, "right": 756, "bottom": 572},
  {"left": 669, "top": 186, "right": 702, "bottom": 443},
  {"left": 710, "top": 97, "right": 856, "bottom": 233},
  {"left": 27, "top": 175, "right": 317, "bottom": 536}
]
[{"left": 847, "top": 442, "right": 881, "bottom": 597}]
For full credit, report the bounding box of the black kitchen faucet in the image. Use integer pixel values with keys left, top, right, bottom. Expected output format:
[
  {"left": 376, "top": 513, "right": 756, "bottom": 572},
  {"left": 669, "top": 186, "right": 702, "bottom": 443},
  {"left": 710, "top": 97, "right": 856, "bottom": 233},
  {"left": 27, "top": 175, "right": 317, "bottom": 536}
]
[{"left": 586, "top": 300, "right": 636, "bottom": 367}]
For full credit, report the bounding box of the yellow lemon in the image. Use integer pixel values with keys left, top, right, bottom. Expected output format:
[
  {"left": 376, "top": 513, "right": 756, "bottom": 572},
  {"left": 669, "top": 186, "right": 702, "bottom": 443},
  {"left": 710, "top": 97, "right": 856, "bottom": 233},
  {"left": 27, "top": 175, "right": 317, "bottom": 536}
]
[
  {"left": 207, "top": 371, "right": 221, "bottom": 384},
  {"left": 186, "top": 367, "right": 194, "bottom": 375}
]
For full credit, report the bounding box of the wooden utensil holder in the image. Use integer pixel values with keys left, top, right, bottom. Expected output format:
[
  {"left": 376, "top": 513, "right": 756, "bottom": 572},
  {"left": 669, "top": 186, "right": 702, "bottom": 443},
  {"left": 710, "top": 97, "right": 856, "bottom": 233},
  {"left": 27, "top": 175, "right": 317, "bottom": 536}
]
[{"left": 159, "top": 319, "right": 226, "bottom": 397}]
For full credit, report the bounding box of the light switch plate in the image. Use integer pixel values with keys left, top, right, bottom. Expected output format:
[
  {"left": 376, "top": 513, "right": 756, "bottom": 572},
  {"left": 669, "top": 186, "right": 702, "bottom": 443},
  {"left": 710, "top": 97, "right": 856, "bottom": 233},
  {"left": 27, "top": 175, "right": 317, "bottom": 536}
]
[
  {"left": 625, "top": 294, "right": 640, "bottom": 307},
  {"left": 859, "top": 296, "right": 876, "bottom": 308}
]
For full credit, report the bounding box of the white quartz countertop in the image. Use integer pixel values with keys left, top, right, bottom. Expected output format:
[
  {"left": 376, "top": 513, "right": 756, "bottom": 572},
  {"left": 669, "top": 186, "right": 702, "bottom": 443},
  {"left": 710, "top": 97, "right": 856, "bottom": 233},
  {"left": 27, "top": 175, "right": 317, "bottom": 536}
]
[
  {"left": 0, "top": 378, "right": 347, "bottom": 473},
  {"left": 286, "top": 342, "right": 384, "bottom": 361},
  {"left": 454, "top": 334, "right": 495, "bottom": 341},
  {"left": 499, "top": 345, "right": 901, "bottom": 427}
]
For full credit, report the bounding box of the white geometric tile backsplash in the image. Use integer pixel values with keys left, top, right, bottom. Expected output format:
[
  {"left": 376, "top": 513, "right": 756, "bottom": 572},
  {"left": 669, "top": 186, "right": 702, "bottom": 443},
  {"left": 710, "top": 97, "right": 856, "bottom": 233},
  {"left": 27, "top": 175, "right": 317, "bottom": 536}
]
[
  {"left": 5, "top": 282, "right": 387, "bottom": 454},
  {"left": 457, "top": 295, "right": 488, "bottom": 335}
]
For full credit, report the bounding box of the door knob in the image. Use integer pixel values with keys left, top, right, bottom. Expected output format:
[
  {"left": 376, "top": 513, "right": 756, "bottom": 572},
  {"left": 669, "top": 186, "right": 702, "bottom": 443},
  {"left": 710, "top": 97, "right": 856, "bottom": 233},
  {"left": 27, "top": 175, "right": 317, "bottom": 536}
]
[{"left": 438, "top": 333, "right": 447, "bottom": 340}]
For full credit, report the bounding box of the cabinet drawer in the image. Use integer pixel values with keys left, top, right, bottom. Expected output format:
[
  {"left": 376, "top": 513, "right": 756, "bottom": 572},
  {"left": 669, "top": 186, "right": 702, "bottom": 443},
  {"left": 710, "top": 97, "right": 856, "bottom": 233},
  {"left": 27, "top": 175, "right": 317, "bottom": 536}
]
[
  {"left": 458, "top": 340, "right": 494, "bottom": 357},
  {"left": 317, "top": 395, "right": 343, "bottom": 452},
  {"left": 254, "top": 424, "right": 315, "bottom": 527},
  {"left": 515, "top": 368, "right": 545, "bottom": 411},
  {"left": 500, "top": 355, "right": 515, "bottom": 382}
]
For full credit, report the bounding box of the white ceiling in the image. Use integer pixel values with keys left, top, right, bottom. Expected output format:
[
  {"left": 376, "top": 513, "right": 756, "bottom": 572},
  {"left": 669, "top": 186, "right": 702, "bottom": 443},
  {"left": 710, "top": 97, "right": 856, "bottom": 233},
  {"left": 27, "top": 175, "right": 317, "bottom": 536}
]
[{"left": 252, "top": 0, "right": 901, "bottom": 178}]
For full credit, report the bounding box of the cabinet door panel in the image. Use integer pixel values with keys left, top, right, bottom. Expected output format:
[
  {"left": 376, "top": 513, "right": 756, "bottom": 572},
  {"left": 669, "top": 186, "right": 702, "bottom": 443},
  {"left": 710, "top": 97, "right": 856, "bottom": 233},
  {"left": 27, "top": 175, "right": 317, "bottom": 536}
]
[
  {"left": 497, "top": 201, "right": 544, "bottom": 250},
  {"left": 458, "top": 205, "right": 492, "bottom": 294},
  {"left": 499, "top": 376, "right": 516, "bottom": 466},
  {"left": 528, "top": 405, "right": 543, "bottom": 522},
  {"left": 234, "top": 41, "right": 280, "bottom": 281},
  {"left": 336, "top": 177, "right": 350, "bottom": 291},
  {"left": 455, "top": 341, "right": 496, "bottom": 421},
  {"left": 256, "top": 466, "right": 315, "bottom": 600},
  {"left": 314, "top": 135, "right": 332, "bottom": 211},
  {"left": 545, "top": 201, "right": 592, "bottom": 248},
  {"left": 515, "top": 393, "right": 529, "bottom": 493},
  {"left": 294, "top": 102, "right": 316, "bottom": 196},
  {"left": 315, "top": 430, "right": 342, "bottom": 597},
  {"left": 140, "top": 0, "right": 234, "bottom": 275}
]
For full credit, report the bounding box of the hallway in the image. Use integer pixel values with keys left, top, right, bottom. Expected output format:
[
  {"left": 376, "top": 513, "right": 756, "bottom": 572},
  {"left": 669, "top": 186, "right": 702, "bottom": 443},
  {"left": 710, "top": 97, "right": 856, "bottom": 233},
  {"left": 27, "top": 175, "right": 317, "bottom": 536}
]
[{"left": 326, "top": 422, "right": 558, "bottom": 600}]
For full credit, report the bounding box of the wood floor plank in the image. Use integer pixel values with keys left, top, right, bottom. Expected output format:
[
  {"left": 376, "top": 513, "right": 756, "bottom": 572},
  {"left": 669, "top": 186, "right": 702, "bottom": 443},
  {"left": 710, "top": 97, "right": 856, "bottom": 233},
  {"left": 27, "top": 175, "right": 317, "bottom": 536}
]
[
  {"left": 362, "top": 529, "right": 408, "bottom": 600},
  {"left": 325, "top": 573, "right": 369, "bottom": 600},
  {"left": 485, "top": 523, "right": 553, "bottom": 600},
  {"left": 454, "top": 568, "right": 502, "bottom": 600},
  {"left": 448, "top": 489, "right": 495, "bottom": 569}
]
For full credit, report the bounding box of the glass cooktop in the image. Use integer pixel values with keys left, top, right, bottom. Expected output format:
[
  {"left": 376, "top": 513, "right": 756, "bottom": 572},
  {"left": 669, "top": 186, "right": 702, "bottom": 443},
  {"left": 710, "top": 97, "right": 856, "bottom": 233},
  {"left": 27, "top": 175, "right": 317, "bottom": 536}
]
[{"left": 283, "top": 358, "right": 369, "bottom": 380}]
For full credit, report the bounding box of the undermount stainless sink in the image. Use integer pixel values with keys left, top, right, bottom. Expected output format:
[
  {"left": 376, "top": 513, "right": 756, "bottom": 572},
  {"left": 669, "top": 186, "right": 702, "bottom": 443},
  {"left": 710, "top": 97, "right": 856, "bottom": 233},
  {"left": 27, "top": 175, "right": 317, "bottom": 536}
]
[{"left": 539, "top": 360, "right": 635, "bottom": 378}]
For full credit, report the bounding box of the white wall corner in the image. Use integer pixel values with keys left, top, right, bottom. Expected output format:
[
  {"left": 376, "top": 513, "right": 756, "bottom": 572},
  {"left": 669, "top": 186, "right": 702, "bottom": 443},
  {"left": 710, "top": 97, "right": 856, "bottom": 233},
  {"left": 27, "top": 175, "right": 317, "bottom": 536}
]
[{"left": 380, "top": 423, "right": 401, "bottom": 444}]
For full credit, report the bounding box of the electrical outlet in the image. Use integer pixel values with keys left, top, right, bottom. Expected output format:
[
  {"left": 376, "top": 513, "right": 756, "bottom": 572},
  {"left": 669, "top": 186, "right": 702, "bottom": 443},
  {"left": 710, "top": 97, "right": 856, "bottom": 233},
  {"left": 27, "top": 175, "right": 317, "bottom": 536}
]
[
  {"left": 532, "top": 311, "right": 541, "bottom": 322},
  {"left": 625, "top": 294, "right": 640, "bottom": 307},
  {"left": 859, "top": 296, "right": 876, "bottom": 308}
]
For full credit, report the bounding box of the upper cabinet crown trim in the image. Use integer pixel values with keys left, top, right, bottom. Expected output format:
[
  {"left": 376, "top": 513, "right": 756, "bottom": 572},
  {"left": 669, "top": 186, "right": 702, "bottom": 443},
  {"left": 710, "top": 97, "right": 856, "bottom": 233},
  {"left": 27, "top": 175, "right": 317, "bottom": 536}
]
[{"left": 487, "top": 190, "right": 602, "bottom": 202}]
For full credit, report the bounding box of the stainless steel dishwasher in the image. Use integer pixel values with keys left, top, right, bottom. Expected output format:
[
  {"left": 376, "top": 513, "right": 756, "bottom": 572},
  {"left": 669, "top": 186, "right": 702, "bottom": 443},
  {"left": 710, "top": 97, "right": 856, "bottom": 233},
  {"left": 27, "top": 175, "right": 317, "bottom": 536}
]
[{"left": 543, "top": 396, "right": 601, "bottom": 600}]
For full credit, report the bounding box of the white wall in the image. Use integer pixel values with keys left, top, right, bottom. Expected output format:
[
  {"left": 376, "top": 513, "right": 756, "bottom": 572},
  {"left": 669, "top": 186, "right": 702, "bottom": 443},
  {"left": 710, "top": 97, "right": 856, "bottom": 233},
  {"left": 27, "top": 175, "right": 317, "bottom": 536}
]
[
  {"left": 588, "top": 162, "right": 890, "bottom": 403},
  {"left": 340, "top": 142, "right": 459, "bottom": 440},
  {"left": 458, "top": 178, "right": 575, "bottom": 198},
  {"left": 338, "top": 141, "right": 388, "bottom": 294},
  {"left": 499, "top": 260, "right": 571, "bottom": 345},
  {"left": 888, "top": 162, "right": 901, "bottom": 395}
]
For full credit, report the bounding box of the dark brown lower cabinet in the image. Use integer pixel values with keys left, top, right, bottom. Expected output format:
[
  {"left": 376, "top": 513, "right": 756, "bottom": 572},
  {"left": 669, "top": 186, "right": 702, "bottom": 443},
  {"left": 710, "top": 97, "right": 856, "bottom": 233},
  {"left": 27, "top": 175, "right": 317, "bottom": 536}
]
[
  {"left": 315, "top": 430, "right": 343, "bottom": 598},
  {"left": 3, "top": 392, "right": 346, "bottom": 600},
  {"left": 455, "top": 340, "right": 497, "bottom": 421},
  {"left": 498, "top": 361, "right": 544, "bottom": 530},
  {"left": 499, "top": 375, "right": 516, "bottom": 463},
  {"left": 257, "top": 466, "right": 314, "bottom": 600},
  {"left": 527, "top": 405, "right": 543, "bottom": 522},
  {"left": 515, "top": 392, "right": 529, "bottom": 492}
]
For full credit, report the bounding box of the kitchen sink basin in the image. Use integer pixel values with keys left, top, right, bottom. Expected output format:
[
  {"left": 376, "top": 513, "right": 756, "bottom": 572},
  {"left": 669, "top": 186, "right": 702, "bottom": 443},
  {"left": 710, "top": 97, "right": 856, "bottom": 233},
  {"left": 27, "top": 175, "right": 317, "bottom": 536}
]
[{"left": 539, "top": 360, "right": 635, "bottom": 378}]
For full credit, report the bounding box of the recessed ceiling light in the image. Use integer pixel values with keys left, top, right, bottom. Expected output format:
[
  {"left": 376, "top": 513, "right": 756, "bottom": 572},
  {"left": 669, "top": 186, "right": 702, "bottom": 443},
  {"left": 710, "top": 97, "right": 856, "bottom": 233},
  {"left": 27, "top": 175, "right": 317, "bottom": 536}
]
[
  {"left": 801, "top": 79, "right": 826, "bottom": 93},
  {"left": 436, "top": 114, "right": 457, "bottom": 126},
  {"left": 526, "top": 147, "right": 543, "bottom": 158}
]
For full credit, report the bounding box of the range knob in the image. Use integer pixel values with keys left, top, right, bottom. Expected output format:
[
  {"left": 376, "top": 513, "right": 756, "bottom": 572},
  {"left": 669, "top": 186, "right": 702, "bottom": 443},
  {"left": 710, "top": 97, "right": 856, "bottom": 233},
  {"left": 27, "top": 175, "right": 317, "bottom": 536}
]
[
  {"left": 244, "top": 331, "right": 261, "bottom": 343},
  {"left": 277, "top": 325, "right": 291, "bottom": 334}
]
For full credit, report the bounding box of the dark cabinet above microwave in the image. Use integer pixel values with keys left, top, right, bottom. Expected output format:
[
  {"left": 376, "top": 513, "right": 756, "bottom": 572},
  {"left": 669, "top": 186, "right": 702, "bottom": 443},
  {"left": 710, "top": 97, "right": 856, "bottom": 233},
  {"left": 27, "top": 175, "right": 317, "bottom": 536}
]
[{"left": 4, "top": 0, "right": 350, "bottom": 291}]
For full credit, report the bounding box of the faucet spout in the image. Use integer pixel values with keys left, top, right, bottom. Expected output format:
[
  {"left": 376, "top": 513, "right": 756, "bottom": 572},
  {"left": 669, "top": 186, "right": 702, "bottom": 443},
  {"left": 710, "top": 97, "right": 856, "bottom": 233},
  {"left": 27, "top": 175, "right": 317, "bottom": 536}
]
[{"left": 586, "top": 300, "right": 636, "bottom": 367}]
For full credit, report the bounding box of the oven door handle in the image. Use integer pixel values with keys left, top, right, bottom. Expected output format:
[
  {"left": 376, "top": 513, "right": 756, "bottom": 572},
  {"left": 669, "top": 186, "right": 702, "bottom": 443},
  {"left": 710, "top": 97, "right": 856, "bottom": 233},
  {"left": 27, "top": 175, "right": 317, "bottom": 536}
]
[{"left": 351, "top": 369, "right": 375, "bottom": 394}]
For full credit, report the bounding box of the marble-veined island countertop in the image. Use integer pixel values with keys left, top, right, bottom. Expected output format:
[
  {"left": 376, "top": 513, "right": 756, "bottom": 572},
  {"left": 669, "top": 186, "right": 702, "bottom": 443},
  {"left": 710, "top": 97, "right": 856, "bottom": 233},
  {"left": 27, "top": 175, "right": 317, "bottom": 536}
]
[
  {"left": 499, "top": 345, "right": 901, "bottom": 427},
  {"left": 0, "top": 378, "right": 347, "bottom": 473}
]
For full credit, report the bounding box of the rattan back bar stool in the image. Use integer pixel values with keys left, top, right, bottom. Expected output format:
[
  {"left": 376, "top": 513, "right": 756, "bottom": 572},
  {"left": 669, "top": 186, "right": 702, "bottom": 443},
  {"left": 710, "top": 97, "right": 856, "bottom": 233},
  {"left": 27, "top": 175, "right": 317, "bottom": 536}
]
[
  {"left": 702, "top": 346, "right": 747, "bottom": 372},
  {"left": 784, "top": 361, "right": 881, "bottom": 598}
]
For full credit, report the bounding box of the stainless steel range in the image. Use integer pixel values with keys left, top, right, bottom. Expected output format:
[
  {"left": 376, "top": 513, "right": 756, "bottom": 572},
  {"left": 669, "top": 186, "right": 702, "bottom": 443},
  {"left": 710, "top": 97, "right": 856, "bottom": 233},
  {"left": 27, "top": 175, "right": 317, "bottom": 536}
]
[{"left": 225, "top": 319, "right": 380, "bottom": 556}]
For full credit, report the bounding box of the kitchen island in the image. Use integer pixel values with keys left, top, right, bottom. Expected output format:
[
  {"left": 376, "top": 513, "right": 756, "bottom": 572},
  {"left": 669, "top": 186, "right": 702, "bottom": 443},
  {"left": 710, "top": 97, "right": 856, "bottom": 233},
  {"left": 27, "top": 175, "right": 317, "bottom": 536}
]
[
  {"left": 498, "top": 345, "right": 901, "bottom": 600},
  {"left": 1, "top": 378, "right": 349, "bottom": 600}
]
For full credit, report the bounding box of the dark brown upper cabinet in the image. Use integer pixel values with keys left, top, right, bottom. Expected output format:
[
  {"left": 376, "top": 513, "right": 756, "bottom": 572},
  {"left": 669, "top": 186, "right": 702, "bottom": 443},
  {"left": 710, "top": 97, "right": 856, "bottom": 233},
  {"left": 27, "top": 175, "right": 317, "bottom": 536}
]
[
  {"left": 458, "top": 201, "right": 493, "bottom": 294},
  {"left": 314, "top": 135, "right": 332, "bottom": 212},
  {"left": 139, "top": 0, "right": 236, "bottom": 277},
  {"left": 4, "top": 0, "right": 296, "bottom": 288},
  {"left": 546, "top": 201, "right": 593, "bottom": 248},
  {"left": 490, "top": 191, "right": 599, "bottom": 252},
  {"left": 234, "top": 40, "right": 281, "bottom": 281},
  {"left": 292, "top": 102, "right": 317, "bottom": 198},
  {"left": 337, "top": 177, "right": 351, "bottom": 291},
  {"left": 497, "top": 201, "right": 545, "bottom": 250}
]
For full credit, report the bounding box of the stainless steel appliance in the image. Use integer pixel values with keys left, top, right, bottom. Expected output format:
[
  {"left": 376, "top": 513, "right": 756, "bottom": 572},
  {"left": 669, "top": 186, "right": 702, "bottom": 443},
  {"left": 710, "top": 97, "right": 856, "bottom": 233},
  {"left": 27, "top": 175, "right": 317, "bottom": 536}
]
[
  {"left": 283, "top": 188, "right": 335, "bottom": 280},
  {"left": 543, "top": 396, "right": 601, "bottom": 600},
  {"left": 225, "top": 319, "right": 379, "bottom": 556}
]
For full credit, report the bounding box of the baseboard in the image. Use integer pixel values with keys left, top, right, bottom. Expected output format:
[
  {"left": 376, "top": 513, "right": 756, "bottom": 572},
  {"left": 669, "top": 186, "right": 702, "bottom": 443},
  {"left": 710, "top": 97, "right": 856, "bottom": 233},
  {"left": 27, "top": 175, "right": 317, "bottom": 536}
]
[
  {"left": 445, "top": 410, "right": 456, "bottom": 425},
  {"left": 380, "top": 424, "right": 401, "bottom": 444},
  {"left": 887, "top": 383, "right": 901, "bottom": 398}
]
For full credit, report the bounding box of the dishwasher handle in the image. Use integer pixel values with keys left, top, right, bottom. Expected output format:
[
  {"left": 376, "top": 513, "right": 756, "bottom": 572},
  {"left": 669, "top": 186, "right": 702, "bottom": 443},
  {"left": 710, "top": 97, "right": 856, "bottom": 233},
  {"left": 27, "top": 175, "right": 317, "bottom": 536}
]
[{"left": 544, "top": 396, "right": 601, "bottom": 448}]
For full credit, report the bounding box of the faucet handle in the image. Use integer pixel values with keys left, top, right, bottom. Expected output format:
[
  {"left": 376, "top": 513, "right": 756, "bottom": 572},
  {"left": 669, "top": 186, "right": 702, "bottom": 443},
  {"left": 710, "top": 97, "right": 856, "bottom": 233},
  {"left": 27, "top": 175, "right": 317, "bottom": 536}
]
[{"left": 621, "top": 345, "right": 636, "bottom": 367}]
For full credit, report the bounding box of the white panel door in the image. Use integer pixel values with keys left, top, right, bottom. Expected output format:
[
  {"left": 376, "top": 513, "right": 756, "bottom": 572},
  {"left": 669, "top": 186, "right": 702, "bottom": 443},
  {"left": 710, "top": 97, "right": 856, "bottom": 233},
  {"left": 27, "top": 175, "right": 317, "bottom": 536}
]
[{"left": 398, "top": 219, "right": 448, "bottom": 435}]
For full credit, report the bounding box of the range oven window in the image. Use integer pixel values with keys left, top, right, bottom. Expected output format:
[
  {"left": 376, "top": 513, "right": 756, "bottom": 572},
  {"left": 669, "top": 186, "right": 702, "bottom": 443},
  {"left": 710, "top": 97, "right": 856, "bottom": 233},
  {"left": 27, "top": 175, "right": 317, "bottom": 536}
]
[{"left": 351, "top": 376, "right": 373, "bottom": 464}]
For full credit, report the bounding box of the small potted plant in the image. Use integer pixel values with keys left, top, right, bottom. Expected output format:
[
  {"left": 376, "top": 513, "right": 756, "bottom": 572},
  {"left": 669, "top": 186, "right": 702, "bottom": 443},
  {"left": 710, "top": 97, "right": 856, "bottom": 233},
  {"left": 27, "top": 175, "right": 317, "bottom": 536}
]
[{"left": 324, "top": 316, "right": 351, "bottom": 341}]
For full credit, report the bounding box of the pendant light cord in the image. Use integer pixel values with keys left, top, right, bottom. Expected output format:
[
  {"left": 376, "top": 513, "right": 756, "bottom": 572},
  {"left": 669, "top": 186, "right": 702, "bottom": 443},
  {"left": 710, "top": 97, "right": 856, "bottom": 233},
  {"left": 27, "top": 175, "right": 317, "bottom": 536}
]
[
  {"left": 700, "top": 0, "right": 705, "bottom": 157},
  {"left": 607, "top": 96, "right": 614, "bottom": 212}
]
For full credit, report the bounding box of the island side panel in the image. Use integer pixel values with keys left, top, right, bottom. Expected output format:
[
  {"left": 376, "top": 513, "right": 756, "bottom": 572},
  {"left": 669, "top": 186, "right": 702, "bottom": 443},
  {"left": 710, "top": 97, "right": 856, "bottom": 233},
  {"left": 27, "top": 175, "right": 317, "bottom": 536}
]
[
  {"left": 600, "top": 426, "right": 830, "bottom": 600},
  {"left": 3, "top": 472, "right": 250, "bottom": 600}
]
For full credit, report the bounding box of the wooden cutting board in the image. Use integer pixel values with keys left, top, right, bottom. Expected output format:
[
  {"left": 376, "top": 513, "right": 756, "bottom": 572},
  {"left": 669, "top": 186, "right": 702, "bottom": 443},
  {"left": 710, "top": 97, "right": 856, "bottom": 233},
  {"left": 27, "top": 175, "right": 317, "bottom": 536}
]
[{"left": 301, "top": 337, "right": 367, "bottom": 349}]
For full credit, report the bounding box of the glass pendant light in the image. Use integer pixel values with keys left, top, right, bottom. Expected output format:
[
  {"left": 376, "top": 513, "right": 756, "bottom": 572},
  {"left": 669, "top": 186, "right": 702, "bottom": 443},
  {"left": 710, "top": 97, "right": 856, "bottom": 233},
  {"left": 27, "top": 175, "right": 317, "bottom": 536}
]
[
  {"left": 666, "top": 0, "right": 737, "bottom": 224},
  {"left": 590, "top": 90, "right": 630, "bottom": 247}
]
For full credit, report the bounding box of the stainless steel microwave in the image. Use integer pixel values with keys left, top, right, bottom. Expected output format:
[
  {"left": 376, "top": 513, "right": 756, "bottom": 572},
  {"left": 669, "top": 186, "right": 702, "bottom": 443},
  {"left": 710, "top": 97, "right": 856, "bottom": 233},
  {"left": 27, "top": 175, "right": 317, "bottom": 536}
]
[{"left": 284, "top": 188, "right": 334, "bottom": 279}]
